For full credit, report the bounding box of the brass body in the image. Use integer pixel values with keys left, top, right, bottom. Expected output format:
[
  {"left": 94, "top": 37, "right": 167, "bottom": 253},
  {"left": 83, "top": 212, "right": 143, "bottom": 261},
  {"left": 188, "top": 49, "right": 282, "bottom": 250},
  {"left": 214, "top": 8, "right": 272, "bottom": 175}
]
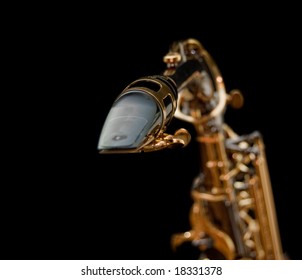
[{"left": 165, "top": 39, "right": 283, "bottom": 259}]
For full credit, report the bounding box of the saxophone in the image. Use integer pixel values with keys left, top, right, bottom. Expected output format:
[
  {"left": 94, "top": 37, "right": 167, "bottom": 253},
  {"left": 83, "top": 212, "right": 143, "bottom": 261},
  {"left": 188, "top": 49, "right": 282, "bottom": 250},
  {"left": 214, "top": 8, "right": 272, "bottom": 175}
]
[{"left": 97, "top": 38, "right": 284, "bottom": 260}]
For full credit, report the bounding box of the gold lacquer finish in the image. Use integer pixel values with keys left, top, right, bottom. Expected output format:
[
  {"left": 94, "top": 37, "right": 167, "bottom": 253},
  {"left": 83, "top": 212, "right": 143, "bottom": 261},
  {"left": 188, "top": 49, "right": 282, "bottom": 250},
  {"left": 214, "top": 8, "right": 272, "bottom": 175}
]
[
  {"left": 98, "top": 38, "right": 284, "bottom": 260},
  {"left": 165, "top": 39, "right": 284, "bottom": 259}
]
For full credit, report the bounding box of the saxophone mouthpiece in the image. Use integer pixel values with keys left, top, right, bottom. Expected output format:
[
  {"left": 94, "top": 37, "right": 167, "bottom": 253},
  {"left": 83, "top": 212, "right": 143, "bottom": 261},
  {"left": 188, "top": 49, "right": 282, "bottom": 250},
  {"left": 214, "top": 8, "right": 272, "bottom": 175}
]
[{"left": 98, "top": 75, "right": 178, "bottom": 153}]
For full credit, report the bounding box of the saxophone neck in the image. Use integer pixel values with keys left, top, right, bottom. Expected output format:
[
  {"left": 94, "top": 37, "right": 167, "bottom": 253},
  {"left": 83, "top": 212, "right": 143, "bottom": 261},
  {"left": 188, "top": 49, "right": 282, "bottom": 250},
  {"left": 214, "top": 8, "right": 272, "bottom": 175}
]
[
  {"left": 163, "top": 38, "right": 244, "bottom": 136},
  {"left": 163, "top": 39, "right": 226, "bottom": 128}
]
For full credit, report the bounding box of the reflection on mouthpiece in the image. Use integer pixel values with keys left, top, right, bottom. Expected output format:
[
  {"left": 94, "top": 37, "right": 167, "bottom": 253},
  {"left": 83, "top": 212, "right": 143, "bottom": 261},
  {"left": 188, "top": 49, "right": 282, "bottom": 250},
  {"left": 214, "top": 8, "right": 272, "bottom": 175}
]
[{"left": 98, "top": 91, "right": 162, "bottom": 150}]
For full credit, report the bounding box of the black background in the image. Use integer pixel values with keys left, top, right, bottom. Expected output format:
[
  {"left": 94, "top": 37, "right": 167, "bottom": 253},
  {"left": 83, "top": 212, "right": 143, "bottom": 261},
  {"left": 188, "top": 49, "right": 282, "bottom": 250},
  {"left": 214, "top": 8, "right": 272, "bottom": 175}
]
[{"left": 3, "top": 4, "right": 301, "bottom": 260}]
